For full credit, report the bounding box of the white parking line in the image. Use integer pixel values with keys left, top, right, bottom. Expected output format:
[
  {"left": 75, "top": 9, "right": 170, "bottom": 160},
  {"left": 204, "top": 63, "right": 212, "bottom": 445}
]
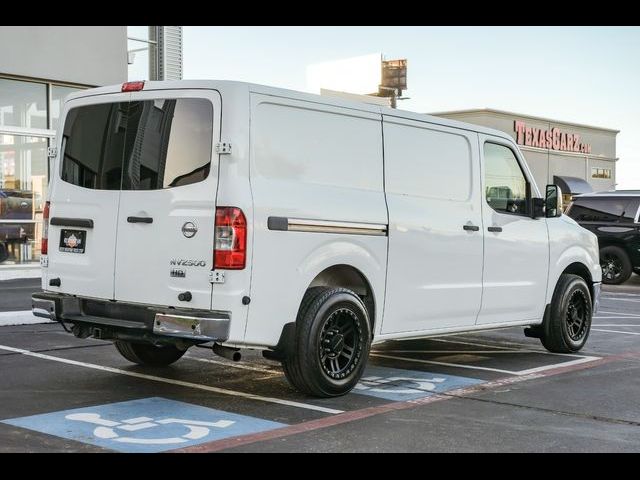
[
  {"left": 597, "top": 310, "right": 640, "bottom": 318},
  {"left": 378, "top": 349, "right": 525, "bottom": 355},
  {"left": 185, "top": 356, "right": 282, "bottom": 374},
  {"left": 371, "top": 351, "right": 601, "bottom": 376},
  {"left": 601, "top": 292, "right": 640, "bottom": 297},
  {"left": 600, "top": 298, "right": 640, "bottom": 303},
  {"left": 370, "top": 353, "right": 517, "bottom": 375},
  {"left": 593, "top": 316, "right": 640, "bottom": 319},
  {"left": 431, "top": 336, "right": 587, "bottom": 357},
  {"left": 430, "top": 337, "right": 522, "bottom": 351},
  {"left": 0, "top": 344, "right": 343, "bottom": 415},
  {"left": 592, "top": 329, "right": 640, "bottom": 336},
  {"left": 514, "top": 356, "right": 601, "bottom": 375},
  {"left": 593, "top": 324, "right": 640, "bottom": 327}
]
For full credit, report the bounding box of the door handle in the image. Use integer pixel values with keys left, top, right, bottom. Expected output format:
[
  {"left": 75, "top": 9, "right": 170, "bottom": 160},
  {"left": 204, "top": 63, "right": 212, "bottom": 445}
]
[
  {"left": 463, "top": 225, "right": 479, "bottom": 231},
  {"left": 127, "top": 216, "right": 153, "bottom": 224},
  {"left": 487, "top": 226, "right": 502, "bottom": 233}
]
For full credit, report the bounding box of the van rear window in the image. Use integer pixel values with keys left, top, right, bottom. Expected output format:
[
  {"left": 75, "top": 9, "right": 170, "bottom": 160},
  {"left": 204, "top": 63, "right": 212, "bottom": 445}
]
[{"left": 61, "top": 98, "right": 213, "bottom": 191}]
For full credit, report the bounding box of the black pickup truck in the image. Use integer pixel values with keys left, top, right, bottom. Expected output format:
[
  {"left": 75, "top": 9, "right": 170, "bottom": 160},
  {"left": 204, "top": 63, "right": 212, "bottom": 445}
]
[{"left": 566, "top": 191, "right": 640, "bottom": 284}]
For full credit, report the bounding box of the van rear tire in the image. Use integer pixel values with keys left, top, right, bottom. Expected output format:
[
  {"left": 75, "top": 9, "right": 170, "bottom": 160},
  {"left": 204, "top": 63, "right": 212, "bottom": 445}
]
[
  {"left": 282, "top": 287, "right": 371, "bottom": 398},
  {"left": 540, "top": 274, "right": 592, "bottom": 353},
  {"left": 115, "top": 340, "right": 186, "bottom": 366}
]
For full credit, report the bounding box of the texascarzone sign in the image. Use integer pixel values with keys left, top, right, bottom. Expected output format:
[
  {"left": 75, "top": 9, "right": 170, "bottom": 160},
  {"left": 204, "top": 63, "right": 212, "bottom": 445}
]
[{"left": 514, "top": 121, "right": 592, "bottom": 154}]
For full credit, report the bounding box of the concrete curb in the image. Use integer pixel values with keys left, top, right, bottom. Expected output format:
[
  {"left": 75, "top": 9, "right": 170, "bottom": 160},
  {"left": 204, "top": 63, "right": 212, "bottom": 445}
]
[
  {"left": 0, "top": 268, "right": 42, "bottom": 281},
  {"left": 0, "top": 311, "right": 53, "bottom": 326}
]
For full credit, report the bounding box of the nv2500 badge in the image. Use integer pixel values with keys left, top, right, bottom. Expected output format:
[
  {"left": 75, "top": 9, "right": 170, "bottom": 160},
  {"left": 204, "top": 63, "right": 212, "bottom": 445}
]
[{"left": 170, "top": 259, "right": 207, "bottom": 267}]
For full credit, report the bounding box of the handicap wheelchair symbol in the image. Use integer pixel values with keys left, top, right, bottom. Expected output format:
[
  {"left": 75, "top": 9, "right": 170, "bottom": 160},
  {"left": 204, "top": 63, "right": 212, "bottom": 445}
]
[
  {"left": 65, "top": 412, "right": 235, "bottom": 445},
  {"left": 355, "top": 375, "right": 446, "bottom": 394}
]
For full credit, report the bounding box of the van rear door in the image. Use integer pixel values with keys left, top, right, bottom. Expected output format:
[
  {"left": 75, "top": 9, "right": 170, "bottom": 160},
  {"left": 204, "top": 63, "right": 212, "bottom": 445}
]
[
  {"left": 46, "top": 93, "right": 129, "bottom": 300},
  {"left": 112, "top": 89, "right": 221, "bottom": 309}
]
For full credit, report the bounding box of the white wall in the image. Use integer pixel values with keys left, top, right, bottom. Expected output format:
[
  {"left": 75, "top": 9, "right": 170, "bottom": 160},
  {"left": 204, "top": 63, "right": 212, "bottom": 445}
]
[{"left": 0, "top": 26, "right": 127, "bottom": 86}]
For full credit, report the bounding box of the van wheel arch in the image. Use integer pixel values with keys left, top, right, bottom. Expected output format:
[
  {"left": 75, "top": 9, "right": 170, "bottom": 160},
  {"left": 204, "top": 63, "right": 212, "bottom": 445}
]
[
  {"left": 559, "top": 262, "right": 593, "bottom": 299},
  {"left": 262, "top": 264, "right": 376, "bottom": 361},
  {"left": 307, "top": 264, "right": 376, "bottom": 337}
]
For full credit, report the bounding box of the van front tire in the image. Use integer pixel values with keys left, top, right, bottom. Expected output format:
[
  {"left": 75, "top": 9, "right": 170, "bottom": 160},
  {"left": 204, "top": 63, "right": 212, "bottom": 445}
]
[
  {"left": 283, "top": 287, "right": 371, "bottom": 398},
  {"left": 540, "top": 274, "right": 592, "bottom": 353},
  {"left": 115, "top": 340, "right": 186, "bottom": 366},
  {"left": 600, "top": 246, "right": 632, "bottom": 285}
]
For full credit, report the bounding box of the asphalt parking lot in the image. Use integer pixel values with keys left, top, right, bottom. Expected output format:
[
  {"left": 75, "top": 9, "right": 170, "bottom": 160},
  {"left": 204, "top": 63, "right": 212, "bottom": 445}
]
[{"left": 1, "top": 276, "right": 639, "bottom": 452}]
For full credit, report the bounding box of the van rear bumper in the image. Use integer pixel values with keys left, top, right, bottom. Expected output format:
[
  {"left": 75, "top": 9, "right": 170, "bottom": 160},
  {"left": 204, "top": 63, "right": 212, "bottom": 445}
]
[{"left": 32, "top": 292, "right": 230, "bottom": 343}]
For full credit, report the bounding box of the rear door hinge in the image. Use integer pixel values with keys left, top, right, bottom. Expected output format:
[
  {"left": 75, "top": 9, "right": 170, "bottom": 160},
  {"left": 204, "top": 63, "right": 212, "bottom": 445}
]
[
  {"left": 215, "top": 142, "right": 232, "bottom": 155},
  {"left": 47, "top": 146, "right": 57, "bottom": 158}
]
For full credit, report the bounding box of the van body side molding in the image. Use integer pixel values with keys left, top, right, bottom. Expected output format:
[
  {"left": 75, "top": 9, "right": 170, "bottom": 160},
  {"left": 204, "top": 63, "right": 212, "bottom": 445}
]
[
  {"left": 50, "top": 217, "right": 94, "bottom": 229},
  {"left": 267, "top": 216, "right": 388, "bottom": 236}
]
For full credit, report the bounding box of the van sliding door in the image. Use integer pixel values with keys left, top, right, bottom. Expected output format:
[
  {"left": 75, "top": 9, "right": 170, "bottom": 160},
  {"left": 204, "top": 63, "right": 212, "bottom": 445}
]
[{"left": 381, "top": 118, "right": 484, "bottom": 334}]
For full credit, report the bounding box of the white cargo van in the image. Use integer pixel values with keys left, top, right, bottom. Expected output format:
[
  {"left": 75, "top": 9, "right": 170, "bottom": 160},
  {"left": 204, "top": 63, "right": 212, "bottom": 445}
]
[{"left": 33, "top": 80, "right": 602, "bottom": 397}]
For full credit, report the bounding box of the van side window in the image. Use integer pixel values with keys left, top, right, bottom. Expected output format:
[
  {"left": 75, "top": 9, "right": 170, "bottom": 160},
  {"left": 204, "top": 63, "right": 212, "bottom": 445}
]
[{"left": 483, "top": 143, "right": 529, "bottom": 215}]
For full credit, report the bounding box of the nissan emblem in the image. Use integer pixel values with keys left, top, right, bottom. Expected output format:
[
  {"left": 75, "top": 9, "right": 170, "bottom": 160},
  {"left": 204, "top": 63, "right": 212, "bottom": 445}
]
[{"left": 182, "top": 222, "right": 198, "bottom": 238}]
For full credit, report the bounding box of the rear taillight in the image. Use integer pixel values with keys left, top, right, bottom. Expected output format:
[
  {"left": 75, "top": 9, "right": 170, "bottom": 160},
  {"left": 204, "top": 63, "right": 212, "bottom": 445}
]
[
  {"left": 122, "top": 81, "right": 145, "bottom": 92},
  {"left": 214, "top": 207, "right": 247, "bottom": 270},
  {"left": 41, "top": 201, "right": 50, "bottom": 255}
]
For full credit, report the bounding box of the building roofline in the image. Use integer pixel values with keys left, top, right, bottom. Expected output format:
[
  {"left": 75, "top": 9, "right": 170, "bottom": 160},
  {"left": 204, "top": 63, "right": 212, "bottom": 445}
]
[{"left": 430, "top": 108, "right": 620, "bottom": 134}]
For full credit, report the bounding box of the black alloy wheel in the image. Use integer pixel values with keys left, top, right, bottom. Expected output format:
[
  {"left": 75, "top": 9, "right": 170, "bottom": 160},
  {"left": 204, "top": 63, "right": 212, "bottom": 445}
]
[
  {"left": 565, "top": 289, "right": 589, "bottom": 341},
  {"left": 319, "top": 307, "right": 364, "bottom": 380},
  {"left": 601, "top": 253, "right": 623, "bottom": 282},
  {"left": 599, "top": 245, "right": 632, "bottom": 285}
]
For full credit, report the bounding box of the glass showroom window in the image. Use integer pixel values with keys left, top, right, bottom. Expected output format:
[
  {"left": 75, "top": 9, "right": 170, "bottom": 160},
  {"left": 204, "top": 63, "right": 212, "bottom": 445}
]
[
  {"left": 0, "top": 76, "right": 86, "bottom": 266},
  {"left": 0, "top": 135, "right": 47, "bottom": 265},
  {"left": 51, "top": 85, "right": 84, "bottom": 130},
  {"left": 0, "top": 78, "right": 47, "bottom": 129}
]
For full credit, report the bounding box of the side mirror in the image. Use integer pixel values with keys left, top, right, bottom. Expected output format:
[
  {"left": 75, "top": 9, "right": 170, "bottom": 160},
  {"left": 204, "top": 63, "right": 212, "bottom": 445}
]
[{"left": 545, "top": 184, "right": 563, "bottom": 218}]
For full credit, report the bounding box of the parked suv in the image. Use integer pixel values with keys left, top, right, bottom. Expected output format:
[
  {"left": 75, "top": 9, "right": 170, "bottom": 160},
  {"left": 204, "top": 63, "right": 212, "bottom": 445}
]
[
  {"left": 566, "top": 191, "right": 640, "bottom": 284},
  {"left": 33, "top": 80, "right": 602, "bottom": 397},
  {"left": 0, "top": 189, "right": 34, "bottom": 220}
]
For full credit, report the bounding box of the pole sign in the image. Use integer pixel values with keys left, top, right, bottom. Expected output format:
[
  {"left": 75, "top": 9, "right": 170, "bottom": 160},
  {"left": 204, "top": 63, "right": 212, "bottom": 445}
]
[{"left": 514, "top": 120, "right": 592, "bottom": 154}]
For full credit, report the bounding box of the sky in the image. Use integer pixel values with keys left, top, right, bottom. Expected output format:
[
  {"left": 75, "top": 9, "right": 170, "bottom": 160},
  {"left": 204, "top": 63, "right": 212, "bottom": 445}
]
[{"left": 183, "top": 26, "right": 640, "bottom": 189}]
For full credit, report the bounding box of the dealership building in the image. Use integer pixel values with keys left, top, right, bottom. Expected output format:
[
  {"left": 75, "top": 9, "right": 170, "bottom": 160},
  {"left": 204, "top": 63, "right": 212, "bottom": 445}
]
[
  {"left": 0, "top": 26, "right": 182, "bottom": 277},
  {"left": 433, "top": 108, "right": 619, "bottom": 201}
]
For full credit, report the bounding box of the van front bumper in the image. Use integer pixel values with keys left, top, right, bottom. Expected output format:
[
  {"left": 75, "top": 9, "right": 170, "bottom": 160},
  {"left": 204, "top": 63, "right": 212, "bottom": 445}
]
[{"left": 32, "top": 292, "right": 230, "bottom": 343}]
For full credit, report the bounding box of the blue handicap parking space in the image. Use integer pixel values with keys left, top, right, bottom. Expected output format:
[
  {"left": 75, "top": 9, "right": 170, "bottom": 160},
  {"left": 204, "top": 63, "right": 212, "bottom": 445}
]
[
  {"left": 354, "top": 365, "right": 484, "bottom": 401},
  {"left": 2, "top": 397, "right": 285, "bottom": 453}
]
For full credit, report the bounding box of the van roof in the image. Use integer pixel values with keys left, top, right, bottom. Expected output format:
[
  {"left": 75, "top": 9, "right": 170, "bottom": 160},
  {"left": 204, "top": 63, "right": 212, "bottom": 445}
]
[{"left": 66, "top": 80, "right": 516, "bottom": 143}]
